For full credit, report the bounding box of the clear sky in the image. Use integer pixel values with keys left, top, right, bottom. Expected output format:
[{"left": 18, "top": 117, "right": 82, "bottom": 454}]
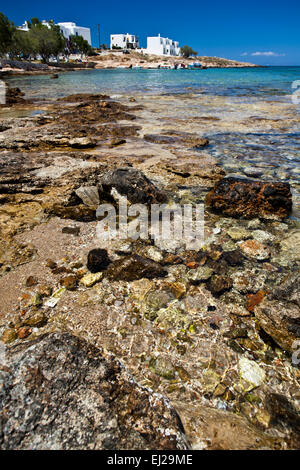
[{"left": 2, "top": 0, "right": 300, "bottom": 65}]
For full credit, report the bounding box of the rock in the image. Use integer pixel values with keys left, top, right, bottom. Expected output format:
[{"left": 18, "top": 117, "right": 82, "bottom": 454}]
[
  {"left": 271, "top": 272, "right": 300, "bottom": 307},
  {"left": 254, "top": 298, "right": 300, "bottom": 353},
  {"left": 110, "top": 138, "right": 126, "bottom": 147},
  {"left": 22, "top": 311, "right": 47, "bottom": 328},
  {"left": 62, "top": 226, "right": 81, "bottom": 236},
  {"left": 143, "top": 246, "right": 164, "bottom": 263},
  {"left": 273, "top": 230, "right": 300, "bottom": 266},
  {"left": 252, "top": 230, "right": 275, "bottom": 243},
  {"left": 80, "top": 272, "right": 103, "bottom": 287},
  {"left": 50, "top": 74, "right": 59, "bottom": 79},
  {"left": 206, "top": 275, "right": 233, "bottom": 296},
  {"left": 69, "top": 137, "right": 97, "bottom": 149},
  {"left": 60, "top": 274, "right": 78, "bottom": 291},
  {"left": 17, "top": 326, "right": 32, "bottom": 339},
  {"left": 99, "top": 167, "right": 167, "bottom": 205},
  {"left": 175, "top": 402, "right": 281, "bottom": 450},
  {"left": 0, "top": 333, "right": 188, "bottom": 450},
  {"left": 239, "top": 239, "right": 270, "bottom": 261},
  {"left": 227, "top": 227, "right": 251, "bottom": 241},
  {"left": 46, "top": 259, "right": 57, "bottom": 269},
  {"left": 243, "top": 168, "right": 264, "bottom": 178},
  {"left": 107, "top": 255, "right": 167, "bottom": 281},
  {"left": 37, "top": 285, "right": 53, "bottom": 297},
  {"left": 87, "top": 249, "right": 111, "bottom": 273},
  {"left": 4, "top": 86, "right": 26, "bottom": 105},
  {"left": 75, "top": 186, "right": 100, "bottom": 207},
  {"left": 25, "top": 275, "right": 38, "bottom": 287},
  {"left": 27, "top": 293, "right": 43, "bottom": 307},
  {"left": 222, "top": 250, "right": 244, "bottom": 266},
  {"left": 239, "top": 357, "right": 266, "bottom": 389},
  {"left": 1, "top": 329, "right": 17, "bottom": 344},
  {"left": 206, "top": 177, "right": 292, "bottom": 219},
  {"left": 232, "top": 269, "right": 267, "bottom": 294},
  {"left": 51, "top": 204, "right": 96, "bottom": 222},
  {"left": 142, "top": 289, "right": 175, "bottom": 321},
  {"left": 144, "top": 134, "right": 177, "bottom": 144},
  {"left": 264, "top": 393, "right": 300, "bottom": 447},
  {"left": 149, "top": 356, "right": 176, "bottom": 380},
  {"left": 245, "top": 290, "right": 266, "bottom": 313},
  {"left": 191, "top": 137, "right": 209, "bottom": 149},
  {"left": 187, "top": 266, "right": 214, "bottom": 283}
]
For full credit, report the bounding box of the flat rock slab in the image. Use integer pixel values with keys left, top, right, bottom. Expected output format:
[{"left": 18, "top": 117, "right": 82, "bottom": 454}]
[{"left": 0, "top": 333, "right": 188, "bottom": 450}]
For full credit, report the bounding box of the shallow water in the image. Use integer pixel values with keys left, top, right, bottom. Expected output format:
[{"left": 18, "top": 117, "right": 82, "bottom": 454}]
[{"left": 5, "top": 66, "right": 300, "bottom": 218}]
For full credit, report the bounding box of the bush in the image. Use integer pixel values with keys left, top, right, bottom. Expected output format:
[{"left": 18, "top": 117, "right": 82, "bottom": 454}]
[{"left": 180, "top": 45, "right": 198, "bottom": 58}]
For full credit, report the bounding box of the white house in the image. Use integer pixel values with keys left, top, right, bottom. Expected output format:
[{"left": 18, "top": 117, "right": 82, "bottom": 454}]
[
  {"left": 17, "top": 20, "right": 91, "bottom": 45},
  {"left": 110, "top": 33, "right": 139, "bottom": 50},
  {"left": 57, "top": 23, "right": 91, "bottom": 45},
  {"left": 143, "top": 34, "right": 180, "bottom": 56}
]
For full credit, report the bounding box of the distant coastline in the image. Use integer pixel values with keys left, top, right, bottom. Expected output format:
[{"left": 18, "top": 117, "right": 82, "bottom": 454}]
[{"left": 0, "top": 53, "right": 261, "bottom": 77}]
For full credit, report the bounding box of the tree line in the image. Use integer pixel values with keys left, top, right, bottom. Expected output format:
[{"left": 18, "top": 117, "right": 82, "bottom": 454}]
[{"left": 0, "top": 12, "right": 93, "bottom": 62}]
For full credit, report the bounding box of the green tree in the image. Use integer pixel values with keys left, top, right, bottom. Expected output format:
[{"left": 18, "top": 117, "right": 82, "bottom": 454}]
[
  {"left": 0, "top": 12, "right": 15, "bottom": 55},
  {"left": 9, "top": 30, "right": 34, "bottom": 59},
  {"left": 68, "top": 34, "right": 93, "bottom": 56},
  {"left": 28, "top": 21, "right": 66, "bottom": 63},
  {"left": 180, "top": 45, "right": 198, "bottom": 58}
]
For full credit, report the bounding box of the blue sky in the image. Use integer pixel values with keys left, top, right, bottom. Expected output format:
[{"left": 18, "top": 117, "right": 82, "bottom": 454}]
[{"left": 2, "top": 0, "right": 300, "bottom": 65}]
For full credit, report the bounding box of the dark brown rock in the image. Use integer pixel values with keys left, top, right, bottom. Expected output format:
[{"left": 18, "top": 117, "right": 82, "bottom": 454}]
[
  {"left": 87, "top": 248, "right": 111, "bottom": 273},
  {"left": 62, "top": 226, "right": 81, "bottom": 236},
  {"left": 264, "top": 393, "right": 300, "bottom": 448},
  {"left": 0, "top": 333, "right": 188, "bottom": 450},
  {"left": 60, "top": 274, "right": 78, "bottom": 291},
  {"left": 205, "top": 177, "right": 292, "bottom": 219},
  {"left": 206, "top": 274, "right": 233, "bottom": 296},
  {"left": 25, "top": 275, "right": 38, "bottom": 287},
  {"left": 4, "top": 86, "right": 26, "bottom": 105},
  {"left": 99, "top": 168, "right": 167, "bottom": 205},
  {"left": 107, "top": 254, "right": 167, "bottom": 281},
  {"left": 222, "top": 250, "right": 244, "bottom": 266}
]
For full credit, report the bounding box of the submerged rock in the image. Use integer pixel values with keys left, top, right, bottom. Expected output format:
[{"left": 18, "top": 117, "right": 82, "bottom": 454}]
[
  {"left": 254, "top": 297, "right": 300, "bottom": 353},
  {"left": 175, "top": 401, "right": 285, "bottom": 450},
  {"left": 87, "top": 248, "right": 111, "bottom": 273},
  {"left": 99, "top": 167, "right": 167, "bottom": 205},
  {"left": 0, "top": 333, "right": 188, "bottom": 450},
  {"left": 107, "top": 254, "right": 167, "bottom": 281},
  {"left": 239, "top": 239, "right": 270, "bottom": 261},
  {"left": 206, "top": 177, "right": 292, "bottom": 219}
]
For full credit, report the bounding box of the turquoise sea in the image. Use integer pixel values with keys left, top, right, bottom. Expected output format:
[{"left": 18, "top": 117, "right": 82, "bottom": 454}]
[
  {"left": 6, "top": 66, "right": 300, "bottom": 219},
  {"left": 5, "top": 66, "right": 300, "bottom": 98}
]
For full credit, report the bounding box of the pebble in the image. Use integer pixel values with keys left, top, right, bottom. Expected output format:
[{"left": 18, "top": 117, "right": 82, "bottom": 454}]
[
  {"left": 80, "top": 272, "right": 103, "bottom": 288},
  {"left": 239, "top": 239, "right": 270, "bottom": 261},
  {"left": 227, "top": 227, "right": 251, "bottom": 241},
  {"left": 239, "top": 357, "right": 266, "bottom": 389}
]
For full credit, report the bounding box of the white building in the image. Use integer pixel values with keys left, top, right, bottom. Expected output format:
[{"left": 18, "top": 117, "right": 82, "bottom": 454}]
[
  {"left": 17, "top": 20, "right": 91, "bottom": 45},
  {"left": 110, "top": 33, "right": 139, "bottom": 50},
  {"left": 143, "top": 34, "right": 180, "bottom": 56},
  {"left": 57, "top": 23, "right": 91, "bottom": 45}
]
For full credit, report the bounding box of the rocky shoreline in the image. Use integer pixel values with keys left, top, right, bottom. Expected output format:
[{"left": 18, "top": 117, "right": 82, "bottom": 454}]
[
  {"left": 0, "top": 86, "right": 299, "bottom": 450},
  {"left": 0, "top": 54, "right": 259, "bottom": 77}
]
